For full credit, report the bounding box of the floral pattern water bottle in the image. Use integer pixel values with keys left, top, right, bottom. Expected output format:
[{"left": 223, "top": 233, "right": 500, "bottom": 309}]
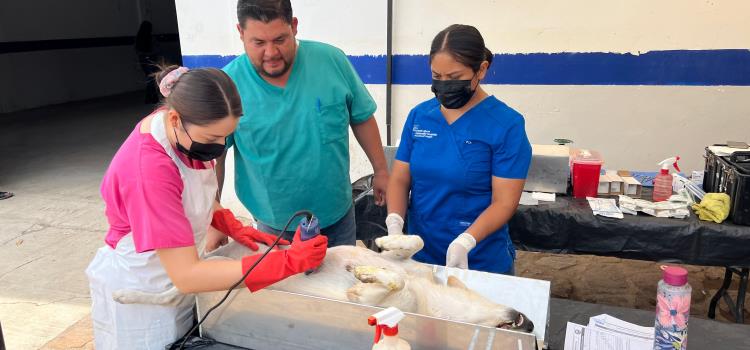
[{"left": 654, "top": 265, "right": 691, "bottom": 350}]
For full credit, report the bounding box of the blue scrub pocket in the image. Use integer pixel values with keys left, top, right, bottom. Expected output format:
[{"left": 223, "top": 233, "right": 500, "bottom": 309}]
[
  {"left": 459, "top": 140, "right": 491, "bottom": 170},
  {"left": 317, "top": 102, "right": 349, "bottom": 144},
  {"left": 459, "top": 139, "right": 492, "bottom": 189}
]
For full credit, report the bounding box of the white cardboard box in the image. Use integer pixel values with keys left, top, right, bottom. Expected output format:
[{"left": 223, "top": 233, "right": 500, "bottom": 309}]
[
  {"left": 598, "top": 174, "right": 612, "bottom": 195},
  {"left": 606, "top": 170, "right": 625, "bottom": 195},
  {"left": 622, "top": 176, "right": 643, "bottom": 198}
]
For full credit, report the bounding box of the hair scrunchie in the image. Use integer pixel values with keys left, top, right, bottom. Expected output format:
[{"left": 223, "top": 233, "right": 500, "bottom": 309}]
[{"left": 159, "top": 66, "right": 189, "bottom": 97}]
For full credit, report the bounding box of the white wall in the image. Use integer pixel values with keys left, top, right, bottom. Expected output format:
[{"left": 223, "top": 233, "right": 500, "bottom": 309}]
[
  {"left": 389, "top": 0, "right": 750, "bottom": 173},
  {"left": 175, "top": 0, "right": 387, "bottom": 56},
  {"left": 393, "top": 0, "right": 750, "bottom": 54},
  {"left": 177, "top": 0, "right": 750, "bottom": 185},
  {"left": 391, "top": 84, "right": 750, "bottom": 175},
  {"left": 0, "top": 0, "right": 179, "bottom": 113}
]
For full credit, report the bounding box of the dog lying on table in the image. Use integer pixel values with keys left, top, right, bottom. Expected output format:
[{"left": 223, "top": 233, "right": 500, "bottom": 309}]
[{"left": 113, "top": 234, "right": 534, "bottom": 333}]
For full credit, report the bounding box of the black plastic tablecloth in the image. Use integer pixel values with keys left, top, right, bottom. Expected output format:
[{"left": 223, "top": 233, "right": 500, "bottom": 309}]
[
  {"left": 353, "top": 175, "right": 750, "bottom": 267},
  {"left": 509, "top": 190, "right": 750, "bottom": 267}
]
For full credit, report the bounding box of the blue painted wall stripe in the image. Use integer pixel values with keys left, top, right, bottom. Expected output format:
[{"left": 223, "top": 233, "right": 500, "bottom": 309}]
[
  {"left": 183, "top": 49, "right": 750, "bottom": 86},
  {"left": 182, "top": 54, "right": 389, "bottom": 83},
  {"left": 182, "top": 55, "right": 237, "bottom": 69}
]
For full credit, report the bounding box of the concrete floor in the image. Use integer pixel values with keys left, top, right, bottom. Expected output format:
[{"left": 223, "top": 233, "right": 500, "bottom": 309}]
[{"left": 0, "top": 92, "right": 152, "bottom": 349}]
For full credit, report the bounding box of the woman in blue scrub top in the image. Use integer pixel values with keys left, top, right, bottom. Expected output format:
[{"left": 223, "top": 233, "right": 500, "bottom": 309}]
[{"left": 386, "top": 24, "right": 532, "bottom": 274}]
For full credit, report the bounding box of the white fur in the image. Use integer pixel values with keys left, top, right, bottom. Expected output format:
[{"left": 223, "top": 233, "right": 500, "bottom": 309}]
[{"left": 113, "top": 235, "right": 533, "bottom": 332}]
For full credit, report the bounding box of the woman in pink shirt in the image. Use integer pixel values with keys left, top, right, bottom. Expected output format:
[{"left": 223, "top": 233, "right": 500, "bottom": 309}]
[{"left": 86, "top": 65, "right": 328, "bottom": 349}]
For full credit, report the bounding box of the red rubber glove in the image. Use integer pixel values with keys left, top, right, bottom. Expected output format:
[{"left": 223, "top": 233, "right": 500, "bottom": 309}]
[
  {"left": 211, "top": 209, "right": 291, "bottom": 251},
  {"left": 241, "top": 226, "right": 328, "bottom": 292}
]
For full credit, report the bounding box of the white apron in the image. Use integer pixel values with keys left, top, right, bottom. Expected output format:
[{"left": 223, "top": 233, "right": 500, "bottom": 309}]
[{"left": 86, "top": 112, "right": 218, "bottom": 349}]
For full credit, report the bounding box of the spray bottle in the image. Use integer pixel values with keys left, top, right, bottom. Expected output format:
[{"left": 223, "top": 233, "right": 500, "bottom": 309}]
[
  {"left": 653, "top": 157, "right": 680, "bottom": 202},
  {"left": 368, "top": 307, "right": 411, "bottom": 350}
]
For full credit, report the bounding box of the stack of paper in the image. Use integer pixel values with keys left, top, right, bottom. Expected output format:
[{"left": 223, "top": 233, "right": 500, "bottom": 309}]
[
  {"left": 519, "top": 191, "right": 556, "bottom": 206},
  {"left": 564, "top": 314, "right": 654, "bottom": 350},
  {"left": 587, "top": 197, "right": 624, "bottom": 219},
  {"left": 618, "top": 194, "right": 691, "bottom": 218},
  {"left": 519, "top": 192, "right": 539, "bottom": 206},
  {"left": 532, "top": 192, "right": 556, "bottom": 202}
]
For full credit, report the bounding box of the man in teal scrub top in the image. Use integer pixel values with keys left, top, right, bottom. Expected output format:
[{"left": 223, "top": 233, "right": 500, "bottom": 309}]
[{"left": 215, "top": 0, "right": 388, "bottom": 247}]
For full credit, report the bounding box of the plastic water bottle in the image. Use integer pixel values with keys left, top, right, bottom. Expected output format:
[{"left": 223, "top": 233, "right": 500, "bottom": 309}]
[{"left": 653, "top": 265, "right": 691, "bottom": 350}]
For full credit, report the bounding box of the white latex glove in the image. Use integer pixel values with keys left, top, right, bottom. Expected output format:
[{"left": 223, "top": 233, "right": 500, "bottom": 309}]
[
  {"left": 385, "top": 213, "right": 405, "bottom": 236},
  {"left": 446, "top": 233, "right": 477, "bottom": 269}
]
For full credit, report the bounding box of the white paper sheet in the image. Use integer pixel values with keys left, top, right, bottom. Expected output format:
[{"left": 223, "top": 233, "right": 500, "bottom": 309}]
[
  {"left": 587, "top": 197, "right": 624, "bottom": 219},
  {"left": 564, "top": 322, "right": 653, "bottom": 350},
  {"left": 588, "top": 314, "right": 654, "bottom": 340},
  {"left": 532, "top": 192, "right": 557, "bottom": 202},
  {"left": 520, "top": 192, "right": 539, "bottom": 206}
]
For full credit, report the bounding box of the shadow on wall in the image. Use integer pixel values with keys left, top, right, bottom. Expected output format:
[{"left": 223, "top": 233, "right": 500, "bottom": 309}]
[{"left": 0, "top": 1, "right": 182, "bottom": 113}]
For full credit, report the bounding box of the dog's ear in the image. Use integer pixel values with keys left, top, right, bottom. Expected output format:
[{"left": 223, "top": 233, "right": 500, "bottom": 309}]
[{"left": 447, "top": 276, "right": 468, "bottom": 290}]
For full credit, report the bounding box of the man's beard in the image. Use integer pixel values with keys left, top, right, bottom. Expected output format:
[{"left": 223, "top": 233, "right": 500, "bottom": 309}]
[{"left": 256, "top": 57, "right": 292, "bottom": 78}]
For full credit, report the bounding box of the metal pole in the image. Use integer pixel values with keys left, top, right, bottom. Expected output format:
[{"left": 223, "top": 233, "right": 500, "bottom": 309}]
[
  {"left": 0, "top": 321, "right": 6, "bottom": 350},
  {"left": 385, "top": 0, "right": 393, "bottom": 146}
]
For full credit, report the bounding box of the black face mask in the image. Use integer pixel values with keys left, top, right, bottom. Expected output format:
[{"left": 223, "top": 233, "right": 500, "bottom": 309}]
[
  {"left": 174, "top": 121, "right": 225, "bottom": 161},
  {"left": 431, "top": 77, "right": 477, "bottom": 109}
]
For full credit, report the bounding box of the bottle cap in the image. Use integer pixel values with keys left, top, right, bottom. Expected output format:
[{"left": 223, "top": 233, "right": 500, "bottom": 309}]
[
  {"left": 383, "top": 325, "right": 398, "bottom": 337},
  {"left": 661, "top": 265, "right": 688, "bottom": 286}
]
